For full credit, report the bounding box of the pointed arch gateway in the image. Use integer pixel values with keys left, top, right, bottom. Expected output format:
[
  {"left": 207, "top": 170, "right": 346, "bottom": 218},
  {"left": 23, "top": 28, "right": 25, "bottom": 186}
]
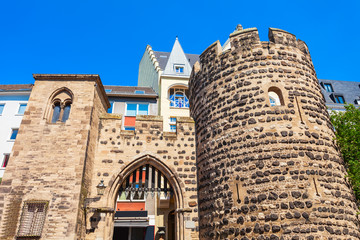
[{"left": 107, "top": 154, "right": 185, "bottom": 240}]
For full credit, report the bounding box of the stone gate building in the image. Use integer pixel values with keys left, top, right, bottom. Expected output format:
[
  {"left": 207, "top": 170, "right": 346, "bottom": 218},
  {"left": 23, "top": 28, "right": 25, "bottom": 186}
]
[{"left": 0, "top": 26, "right": 359, "bottom": 240}]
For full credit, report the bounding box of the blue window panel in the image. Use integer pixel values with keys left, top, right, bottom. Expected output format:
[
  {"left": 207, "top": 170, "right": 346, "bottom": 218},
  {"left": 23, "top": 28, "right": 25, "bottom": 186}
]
[
  {"left": 135, "top": 90, "right": 145, "bottom": 94},
  {"left": 175, "top": 66, "right": 184, "bottom": 73},
  {"left": 170, "top": 117, "right": 176, "bottom": 123},
  {"left": 107, "top": 102, "right": 114, "bottom": 113},
  {"left": 61, "top": 104, "right": 71, "bottom": 122},
  {"left": 51, "top": 105, "right": 61, "bottom": 123},
  {"left": 270, "top": 97, "right": 276, "bottom": 106},
  {"left": 126, "top": 104, "right": 137, "bottom": 116},
  {"left": 124, "top": 127, "right": 135, "bottom": 131},
  {"left": 138, "top": 104, "right": 148, "bottom": 115},
  {"left": 10, "top": 129, "right": 18, "bottom": 140},
  {"left": 335, "top": 96, "right": 345, "bottom": 104},
  {"left": 170, "top": 125, "right": 176, "bottom": 132},
  {"left": 324, "top": 83, "right": 333, "bottom": 92},
  {"left": 18, "top": 104, "right": 27, "bottom": 114},
  {"left": 0, "top": 104, "right": 4, "bottom": 114}
]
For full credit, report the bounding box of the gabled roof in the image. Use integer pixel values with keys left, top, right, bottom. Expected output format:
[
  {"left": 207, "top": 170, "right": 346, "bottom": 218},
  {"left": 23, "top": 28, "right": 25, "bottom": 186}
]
[{"left": 162, "top": 38, "right": 195, "bottom": 77}]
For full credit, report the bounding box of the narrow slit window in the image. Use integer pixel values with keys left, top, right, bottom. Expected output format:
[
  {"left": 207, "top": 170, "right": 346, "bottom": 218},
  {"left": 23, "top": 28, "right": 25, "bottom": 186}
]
[
  {"left": 61, "top": 103, "right": 71, "bottom": 122},
  {"left": 51, "top": 102, "right": 61, "bottom": 123}
]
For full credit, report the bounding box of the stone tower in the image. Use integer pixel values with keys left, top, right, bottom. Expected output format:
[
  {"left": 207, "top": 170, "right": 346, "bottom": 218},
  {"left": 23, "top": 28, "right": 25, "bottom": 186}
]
[
  {"left": 189, "top": 27, "right": 360, "bottom": 239},
  {"left": 0, "top": 74, "right": 109, "bottom": 239}
]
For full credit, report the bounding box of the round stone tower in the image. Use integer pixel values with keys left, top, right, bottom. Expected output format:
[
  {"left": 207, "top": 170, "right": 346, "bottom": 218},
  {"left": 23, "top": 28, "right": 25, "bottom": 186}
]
[{"left": 189, "top": 26, "right": 360, "bottom": 239}]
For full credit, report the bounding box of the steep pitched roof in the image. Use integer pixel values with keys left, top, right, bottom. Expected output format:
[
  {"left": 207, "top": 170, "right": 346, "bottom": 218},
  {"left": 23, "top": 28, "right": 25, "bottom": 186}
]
[
  {"left": 162, "top": 38, "right": 193, "bottom": 76},
  {"left": 153, "top": 51, "right": 199, "bottom": 71}
]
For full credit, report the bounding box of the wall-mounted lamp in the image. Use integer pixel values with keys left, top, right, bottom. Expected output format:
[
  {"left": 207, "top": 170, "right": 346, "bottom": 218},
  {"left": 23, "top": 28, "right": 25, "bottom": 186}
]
[{"left": 96, "top": 179, "right": 106, "bottom": 195}]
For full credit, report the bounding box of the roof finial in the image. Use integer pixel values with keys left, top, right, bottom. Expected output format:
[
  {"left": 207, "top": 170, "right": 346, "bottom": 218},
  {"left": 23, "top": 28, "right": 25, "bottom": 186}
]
[
  {"left": 176, "top": 35, "right": 178, "bottom": 40},
  {"left": 236, "top": 24, "right": 243, "bottom": 31}
]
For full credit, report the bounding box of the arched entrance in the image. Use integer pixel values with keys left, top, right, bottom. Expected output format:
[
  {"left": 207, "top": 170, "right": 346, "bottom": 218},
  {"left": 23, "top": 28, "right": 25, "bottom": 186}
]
[{"left": 107, "top": 155, "right": 183, "bottom": 240}]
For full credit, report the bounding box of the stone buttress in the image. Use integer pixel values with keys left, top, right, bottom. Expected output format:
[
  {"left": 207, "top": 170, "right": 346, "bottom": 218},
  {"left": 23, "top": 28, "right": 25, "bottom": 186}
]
[{"left": 189, "top": 27, "right": 360, "bottom": 239}]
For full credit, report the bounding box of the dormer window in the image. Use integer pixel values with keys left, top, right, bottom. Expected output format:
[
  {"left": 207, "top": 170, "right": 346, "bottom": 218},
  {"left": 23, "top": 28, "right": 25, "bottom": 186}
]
[
  {"left": 334, "top": 95, "right": 345, "bottom": 104},
  {"left": 134, "top": 90, "right": 145, "bottom": 94},
  {"left": 174, "top": 65, "right": 184, "bottom": 73},
  {"left": 324, "top": 83, "right": 334, "bottom": 92}
]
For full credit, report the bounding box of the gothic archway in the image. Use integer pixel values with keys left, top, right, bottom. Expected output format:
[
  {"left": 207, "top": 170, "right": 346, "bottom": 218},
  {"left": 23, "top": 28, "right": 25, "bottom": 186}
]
[{"left": 106, "top": 154, "right": 185, "bottom": 240}]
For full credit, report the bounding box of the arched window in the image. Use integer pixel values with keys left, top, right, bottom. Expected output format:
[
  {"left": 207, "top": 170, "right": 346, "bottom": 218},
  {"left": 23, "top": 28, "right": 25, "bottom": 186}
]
[
  {"left": 49, "top": 89, "right": 73, "bottom": 123},
  {"left": 268, "top": 87, "right": 284, "bottom": 106},
  {"left": 169, "top": 87, "right": 189, "bottom": 108}
]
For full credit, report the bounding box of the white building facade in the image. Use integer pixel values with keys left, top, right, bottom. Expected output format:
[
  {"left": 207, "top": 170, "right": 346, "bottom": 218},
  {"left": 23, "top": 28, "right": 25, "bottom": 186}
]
[{"left": 0, "top": 85, "right": 32, "bottom": 178}]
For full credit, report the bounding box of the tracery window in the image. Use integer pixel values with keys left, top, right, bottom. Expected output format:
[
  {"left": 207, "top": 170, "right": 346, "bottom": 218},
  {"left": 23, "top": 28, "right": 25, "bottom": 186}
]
[
  {"left": 169, "top": 88, "right": 189, "bottom": 108},
  {"left": 49, "top": 89, "right": 73, "bottom": 123}
]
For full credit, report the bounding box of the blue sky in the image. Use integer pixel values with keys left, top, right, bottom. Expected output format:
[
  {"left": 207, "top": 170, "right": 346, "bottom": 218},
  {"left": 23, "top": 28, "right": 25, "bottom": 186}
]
[{"left": 0, "top": 0, "right": 359, "bottom": 86}]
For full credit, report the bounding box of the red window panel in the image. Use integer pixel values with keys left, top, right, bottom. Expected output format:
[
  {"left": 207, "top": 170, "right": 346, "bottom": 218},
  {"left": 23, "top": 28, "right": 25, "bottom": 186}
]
[
  {"left": 124, "top": 116, "right": 136, "bottom": 126},
  {"left": 136, "top": 169, "right": 140, "bottom": 183},
  {"left": 2, "top": 155, "right": 9, "bottom": 168}
]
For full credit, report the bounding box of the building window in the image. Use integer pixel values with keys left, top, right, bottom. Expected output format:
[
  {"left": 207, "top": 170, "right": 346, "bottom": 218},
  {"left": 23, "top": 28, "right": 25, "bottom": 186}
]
[
  {"left": 124, "top": 127, "right": 135, "bottom": 131},
  {"left": 2, "top": 154, "right": 9, "bottom": 168},
  {"left": 174, "top": 65, "right": 184, "bottom": 73},
  {"left": 335, "top": 95, "right": 345, "bottom": 104},
  {"left": 169, "top": 117, "right": 176, "bottom": 132},
  {"left": 169, "top": 88, "right": 189, "bottom": 108},
  {"left": 17, "top": 201, "right": 48, "bottom": 238},
  {"left": 0, "top": 104, "right": 4, "bottom": 115},
  {"left": 10, "top": 129, "right": 18, "bottom": 140},
  {"left": 124, "top": 103, "right": 149, "bottom": 130},
  {"left": 18, "top": 104, "right": 27, "bottom": 115},
  {"left": 268, "top": 87, "right": 284, "bottom": 106},
  {"left": 324, "top": 83, "right": 334, "bottom": 92},
  {"left": 51, "top": 101, "right": 72, "bottom": 123},
  {"left": 107, "top": 101, "right": 114, "bottom": 113},
  {"left": 48, "top": 88, "right": 73, "bottom": 124},
  {"left": 125, "top": 103, "right": 149, "bottom": 116}
]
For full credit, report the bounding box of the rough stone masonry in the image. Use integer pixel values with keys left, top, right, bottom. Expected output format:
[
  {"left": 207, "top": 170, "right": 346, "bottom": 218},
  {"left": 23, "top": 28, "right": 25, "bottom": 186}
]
[{"left": 189, "top": 26, "right": 360, "bottom": 239}]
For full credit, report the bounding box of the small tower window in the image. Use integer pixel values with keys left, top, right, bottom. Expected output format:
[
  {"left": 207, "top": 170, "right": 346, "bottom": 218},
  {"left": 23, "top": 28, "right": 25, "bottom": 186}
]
[{"left": 268, "top": 87, "right": 284, "bottom": 106}]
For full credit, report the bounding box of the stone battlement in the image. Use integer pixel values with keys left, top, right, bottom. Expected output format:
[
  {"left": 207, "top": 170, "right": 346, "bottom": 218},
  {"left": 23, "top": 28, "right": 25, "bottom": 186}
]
[{"left": 196, "top": 27, "right": 311, "bottom": 76}]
